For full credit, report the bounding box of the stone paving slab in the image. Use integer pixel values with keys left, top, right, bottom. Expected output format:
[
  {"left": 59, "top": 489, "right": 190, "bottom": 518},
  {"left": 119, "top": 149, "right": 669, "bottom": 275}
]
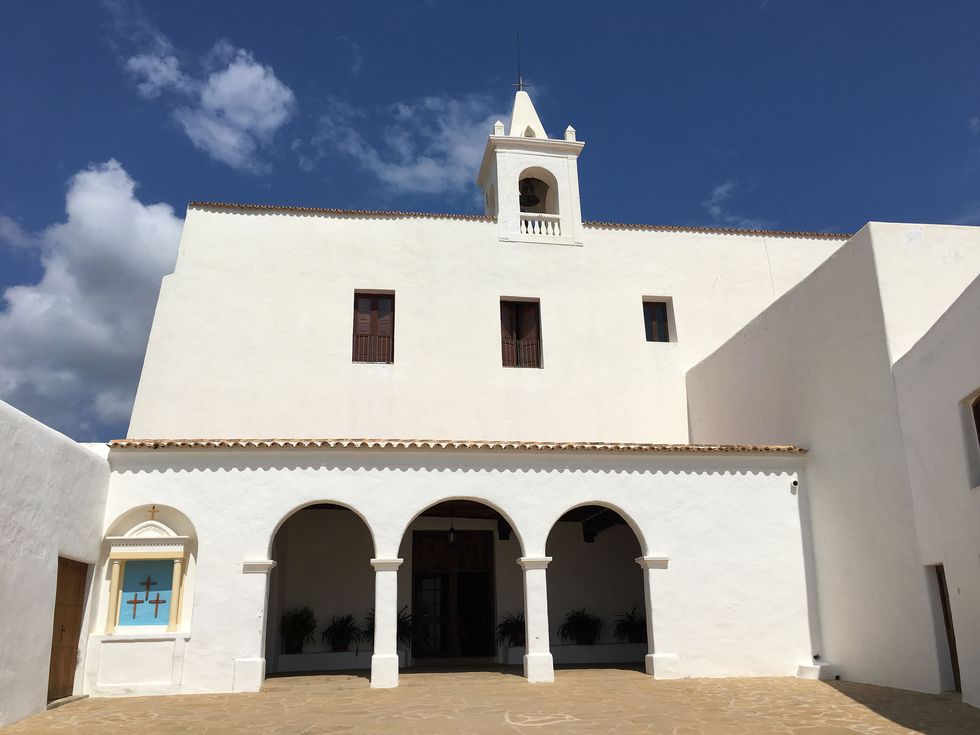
[{"left": 5, "top": 669, "right": 980, "bottom": 734}]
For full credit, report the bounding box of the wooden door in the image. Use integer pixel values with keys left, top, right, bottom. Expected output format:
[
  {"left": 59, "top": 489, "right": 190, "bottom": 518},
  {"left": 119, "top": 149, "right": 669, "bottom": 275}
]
[
  {"left": 935, "top": 565, "right": 961, "bottom": 692},
  {"left": 412, "top": 531, "right": 494, "bottom": 658},
  {"left": 47, "top": 557, "right": 88, "bottom": 702}
]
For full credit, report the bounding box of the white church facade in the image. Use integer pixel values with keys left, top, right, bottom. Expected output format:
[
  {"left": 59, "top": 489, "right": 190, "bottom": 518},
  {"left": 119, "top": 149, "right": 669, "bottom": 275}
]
[{"left": 2, "top": 90, "right": 980, "bottom": 726}]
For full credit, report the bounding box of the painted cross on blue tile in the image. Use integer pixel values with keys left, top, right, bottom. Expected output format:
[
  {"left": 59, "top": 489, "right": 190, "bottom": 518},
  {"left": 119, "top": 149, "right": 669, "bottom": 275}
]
[{"left": 119, "top": 559, "right": 172, "bottom": 626}]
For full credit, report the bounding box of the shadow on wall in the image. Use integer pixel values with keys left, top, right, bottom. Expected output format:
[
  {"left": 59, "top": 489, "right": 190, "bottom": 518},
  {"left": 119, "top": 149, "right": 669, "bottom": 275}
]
[{"left": 826, "top": 681, "right": 980, "bottom": 733}]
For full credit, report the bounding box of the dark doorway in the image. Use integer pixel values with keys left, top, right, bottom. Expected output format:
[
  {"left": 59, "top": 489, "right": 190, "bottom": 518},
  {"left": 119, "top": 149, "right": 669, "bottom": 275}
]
[
  {"left": 47, "top": 557, "right": 88, "bottom": 702},
  {"left": 935, "top": 564, "right": 961, "bottom": 692},
  {"left": 412, "top": 530, "right": 494, "bottom": 658}
]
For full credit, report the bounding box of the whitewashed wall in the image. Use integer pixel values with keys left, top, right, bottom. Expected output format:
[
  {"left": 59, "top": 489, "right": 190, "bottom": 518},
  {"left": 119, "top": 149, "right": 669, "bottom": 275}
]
[
  {"left": 0, "top": 401, "right": 109, "bottom": 726},
  {"left": 893, "top": 275, "right": 980, "bottom": 706},
  {"left": 687, "top": 223, "right": 980, "bottom": 696},
  {"left": 89, "top": 448, "right": 813, "bottom": 694},
  {"left": 127, "top": 207, "right": 842, "bottom": 442}
]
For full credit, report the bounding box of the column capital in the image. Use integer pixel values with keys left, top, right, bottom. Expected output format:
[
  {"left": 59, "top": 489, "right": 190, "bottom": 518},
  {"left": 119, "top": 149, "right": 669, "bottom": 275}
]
[
  {"left": 635, "top": 555, "right": 669, "bottom": 570},
  {"left": 370, "top": 558, "right": 403, "bottom": 572},
  {"left": 242, "top": 560, "right": 277, "bottom": 574},
  {"left": 517, "top": 556, "right": 552, "bottom": 571}
]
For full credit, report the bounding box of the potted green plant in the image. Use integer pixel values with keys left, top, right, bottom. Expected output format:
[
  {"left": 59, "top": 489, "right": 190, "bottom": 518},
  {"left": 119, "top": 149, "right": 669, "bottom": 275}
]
[
  {"left": 495, "top": 611, "right": 526, "bottom": 648},
  {"left": 613, "top": 605, "right": 647, "bottom": 644},
  {"left": 558, "top": 608, "right": 602, "bottom": 646},
  {"left": 280, "top": 606, "right": 316, "bottom": 654},
  {"left": 321, "top": 614, "right": 364, "bottom": 653},
  {"left": 363, "top": 606, "right": 414, "bottom": 649}
]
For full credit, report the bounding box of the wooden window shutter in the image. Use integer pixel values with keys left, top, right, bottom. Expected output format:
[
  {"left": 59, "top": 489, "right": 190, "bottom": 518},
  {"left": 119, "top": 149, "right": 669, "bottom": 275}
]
[
  {"left": 352, "top": 293, "right": 394, "bottom": 363},
  {"left": 376, "top": 295, "right": 394, "bottom": 363},
  {"left": 501, "top": 300, "right": 541, "bottom": 368},
  {"left": 500, "top": 301, "right": 517, "bottom": 367},
  {"left": 518, "top": 303, "right": 540, "bottom": 341}
]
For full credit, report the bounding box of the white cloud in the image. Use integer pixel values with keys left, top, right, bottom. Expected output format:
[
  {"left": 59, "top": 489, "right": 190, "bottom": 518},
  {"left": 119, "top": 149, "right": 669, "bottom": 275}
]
[
  {"left": 172, "top": 44, "right": 296, "bottom": 173},
  {"left": 125, "top": 53, "right": 193, "bottom": 99},
  {"left": 0, "top": 161, "right": 182, "bottom": 439},
  {"left": 971, "top": 117, "right": 980, "bottom": 135},
  {"left": 702, "top": 179, "right": 773, "bottom": 230},
  {"left": 0, "top": 216, "right": 35, "bottom": 249},
  {"left": 310, "top": 94, "right": 505, "bottom": 196},
  {"left": 118, "top": 12, "right": 296, "bottom": 173}
]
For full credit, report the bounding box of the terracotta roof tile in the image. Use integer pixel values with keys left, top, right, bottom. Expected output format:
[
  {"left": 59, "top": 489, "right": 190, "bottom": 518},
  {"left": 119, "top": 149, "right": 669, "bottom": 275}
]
[
  {"left": 582, "top": 220, "right": 851, "bottom": 240},
  {"left": 108, "top": 437, "right": 806, "bottom": 454},
  {"left": 188, "top": 201, "right": 852, "bottom": 240},
  {"left": 189, "top": 201, "right": 492, "bottom": 222}
]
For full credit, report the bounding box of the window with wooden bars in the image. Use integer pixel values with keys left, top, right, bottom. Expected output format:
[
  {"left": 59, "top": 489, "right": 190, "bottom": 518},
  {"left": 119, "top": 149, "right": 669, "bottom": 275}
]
[
  {"left": 500, "top": 300, "right": 542, "bottom": 368},
  {"left": 643, "top": 300, "right": 671, "bottom": 343},
  {"left": 352, "top": 293, "right": 394, "bottom": 363}
]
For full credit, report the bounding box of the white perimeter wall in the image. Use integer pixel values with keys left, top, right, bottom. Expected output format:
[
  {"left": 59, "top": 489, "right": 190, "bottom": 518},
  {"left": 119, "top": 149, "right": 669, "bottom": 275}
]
[
  {"left": 0, "top": 401, "right": 109, "bottom": 726},
  {"left": 687, "top": 224, "right": 980, "bottom": 695},
  {"left": 92, "top": 448, "right": 813, "bottom": 694},
  {"left": 128, "top": 207, "right": 842, "bottom": 442},
  {"left": 893, "top": 276, "right": 980, "bottom": 706}
]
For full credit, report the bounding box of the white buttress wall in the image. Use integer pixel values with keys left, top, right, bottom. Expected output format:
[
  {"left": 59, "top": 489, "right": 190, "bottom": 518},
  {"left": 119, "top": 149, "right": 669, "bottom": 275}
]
[
  {"left": 127, "top": 207, "right": 842, "bottom": 442},
  {"left": 893, "top": 276, "right": 980, "bottom": 706},
  {"left": 0, "top": 401, "right": 109, "bottom": 726},
  {"left": 687, "top": 226, "right": 963, "bottom": 694}
]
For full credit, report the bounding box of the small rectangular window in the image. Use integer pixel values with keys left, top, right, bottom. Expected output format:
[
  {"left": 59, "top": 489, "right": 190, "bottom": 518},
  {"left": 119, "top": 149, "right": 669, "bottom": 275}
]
[
  {"left": 501, "top": 300, "right": 542, "bottom": 368},
  {"left": 643, "top": 300, "right": 670, "bottom": 342},
  {"left": 352, "top": 292, "right": 394, "bottom": 363}
]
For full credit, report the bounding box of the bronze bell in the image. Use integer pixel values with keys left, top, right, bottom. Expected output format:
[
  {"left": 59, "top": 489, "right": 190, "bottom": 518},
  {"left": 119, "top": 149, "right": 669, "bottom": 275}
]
[{"left": 519, "top": 180, "right": 540, "bottom": 208}]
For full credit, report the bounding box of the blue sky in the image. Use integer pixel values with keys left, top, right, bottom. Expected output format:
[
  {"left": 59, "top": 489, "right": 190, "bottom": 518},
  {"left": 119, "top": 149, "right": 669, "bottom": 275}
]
[{"left": 2, "top": 0, "right": 979, "bottom": 441}]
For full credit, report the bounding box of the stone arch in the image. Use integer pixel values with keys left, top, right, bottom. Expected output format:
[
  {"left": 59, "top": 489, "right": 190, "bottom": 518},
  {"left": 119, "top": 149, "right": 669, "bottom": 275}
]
[
  {"left": 396, "top": 496, "right": 526, "bottom": 664},
  {"left": 265, "top": 500, "right": 377, "bottom": 675},
  {"left": 266, "top": 499, "right": 377, "bottom": 559},
  {"left": 544, "top": 500, "right": 648, "bottom": 555},
  {"left": 543, "top": 501, "right": 647, "bottom": 666},
  {"left": 397, "top": 495, "right": 527, "bottom": 557}
]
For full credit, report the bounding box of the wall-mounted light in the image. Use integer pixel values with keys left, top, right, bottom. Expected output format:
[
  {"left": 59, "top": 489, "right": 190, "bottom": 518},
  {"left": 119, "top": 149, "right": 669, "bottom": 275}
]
[{"left": 448, "top": 518, "right": 456, "bottom": 544}]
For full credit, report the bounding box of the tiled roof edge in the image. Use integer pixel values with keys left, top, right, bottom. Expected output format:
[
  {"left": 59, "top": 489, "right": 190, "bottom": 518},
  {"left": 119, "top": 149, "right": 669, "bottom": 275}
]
[
  {"left": 108, "top": 438, "right": 806, "bottom": 454},
  {"left": 188, "top": 201, "right": 851, "bottom": 239},
  {"left": 189, "top": 201, "right": 494, "bottom": 222},
  {"left": 583, "top": 220, "right": 851, "bottom": 240}
]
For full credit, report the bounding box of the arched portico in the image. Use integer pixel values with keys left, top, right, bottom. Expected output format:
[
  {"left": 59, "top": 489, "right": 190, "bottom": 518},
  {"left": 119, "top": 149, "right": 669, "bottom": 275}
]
[
  {"left": 392, "top": 498, "right": 526, "bottom": 678},
  {"left": 541, "top": 502, "right": 663, "bottom": 677},
  {"left": 264, "top": 501, "right": 377, "bottom": 679}
]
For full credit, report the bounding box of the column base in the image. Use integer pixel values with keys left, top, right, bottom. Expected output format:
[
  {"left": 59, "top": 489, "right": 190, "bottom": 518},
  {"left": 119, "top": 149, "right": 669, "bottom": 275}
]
[
  {"left": 371, "top": 654, "right": 400, "bottom": 688},
  {"left": 232, "top": 657, "right": 265, "bottom": 692},
  {"left": 797, "top": 662, "right": 838, "bottom": 680},
  {"left": 645, "top": 653, "right": 680, "bottom": 679},
  {"left": 524, "top": 652, "right": 554, "bottom": 683}
]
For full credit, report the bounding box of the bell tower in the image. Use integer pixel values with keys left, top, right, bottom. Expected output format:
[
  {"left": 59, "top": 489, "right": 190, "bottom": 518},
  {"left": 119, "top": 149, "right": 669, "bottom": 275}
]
[{"left": 476, "top": 90, "right": 585, "bottom": 245}]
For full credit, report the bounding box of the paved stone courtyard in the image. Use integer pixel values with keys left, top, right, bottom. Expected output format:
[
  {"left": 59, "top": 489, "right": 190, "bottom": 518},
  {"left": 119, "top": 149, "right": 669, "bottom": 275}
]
[{"left": 7, "top": 668, "right": 980, "bottom": 734}]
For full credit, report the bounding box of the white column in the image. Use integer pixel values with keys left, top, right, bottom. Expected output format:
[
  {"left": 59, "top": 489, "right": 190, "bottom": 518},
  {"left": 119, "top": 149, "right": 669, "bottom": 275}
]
[
  {"left": 518, "top": 557, "right": 554, "bottom": 683},
  {"left": 635, "top": 555, "right": 679, "bottom": 678},
  {"left": 236, "top": 559, "right": 277, "bottom": 692},
  {"left": 370, "top": 558, "right": 403, "bottom": 688},
  {"left": 104, "top": 559, "right": 122, "bottom": 634},
  {"left": 167, "top": 557, "right": 183, "bottom": 632}
]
